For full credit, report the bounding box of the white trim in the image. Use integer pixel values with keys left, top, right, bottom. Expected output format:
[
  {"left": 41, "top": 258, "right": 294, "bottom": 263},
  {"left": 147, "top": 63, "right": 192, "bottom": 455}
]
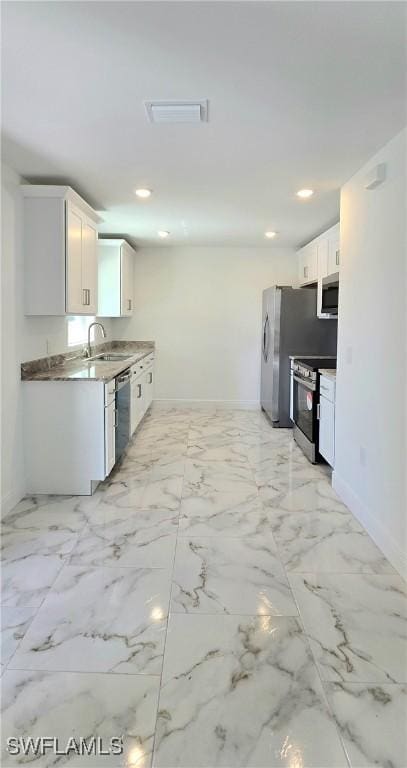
[
  {"left": 332, "top": 470, "right": 407, "bottom": 581},
  {"left": 153, "top": 399, "right": 260, "bottom": 411},
  {"left": 21, "top": 184, "right": 101, "bottom": 224},
  {"left": 1, "top": 486, "right": 25, "bottom": 517}
]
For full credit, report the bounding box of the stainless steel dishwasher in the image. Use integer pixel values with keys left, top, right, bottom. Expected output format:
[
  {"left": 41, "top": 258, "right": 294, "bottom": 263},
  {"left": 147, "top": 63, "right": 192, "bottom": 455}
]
[{"left": 115, "top": 368, "right": 131, "bottom": 462}]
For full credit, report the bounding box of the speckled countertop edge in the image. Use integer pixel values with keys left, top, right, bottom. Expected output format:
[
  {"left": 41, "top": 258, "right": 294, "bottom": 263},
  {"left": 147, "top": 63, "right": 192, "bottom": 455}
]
[
  {"left": 21, "top": 341, "right": 155, "bottom": 383},
  {"left": 318, "top": 368, "right": 337, "bottom": 379}
]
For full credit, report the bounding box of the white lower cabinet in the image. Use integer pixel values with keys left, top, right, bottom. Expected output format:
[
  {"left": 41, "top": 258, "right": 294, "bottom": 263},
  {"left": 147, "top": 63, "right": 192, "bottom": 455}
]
[
  {"left": 24, "top": 357, "right": 155, "bottom": 495},
  {"left": 105, "top": 399, "right": 116, "bottom": 476},
  {"left": 24, "top": 380, "right": 107, "bottom": 495},
  {"left": 143, "top": 367, "right": 154, "bottom": 412},
  {"left": 130, "top": 359, "right": 154, "bottom": 435},
  {"left": 131, "top": 376, "right": 144, "bottom": 434},
  {"left": 318, "top": 374, "right": 336, "bottom": 467}
]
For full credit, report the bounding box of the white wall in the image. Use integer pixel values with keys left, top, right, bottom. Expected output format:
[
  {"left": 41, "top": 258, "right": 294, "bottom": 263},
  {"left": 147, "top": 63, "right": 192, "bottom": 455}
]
[
  {"left": 112, "top": 245, "right": 296, "bottom": 404},
  {"left": 333, "top": 128, "right": 407, "bottom": 579},
  {"left": 1, "top": 164, "right": 114, "bottom": 513}
]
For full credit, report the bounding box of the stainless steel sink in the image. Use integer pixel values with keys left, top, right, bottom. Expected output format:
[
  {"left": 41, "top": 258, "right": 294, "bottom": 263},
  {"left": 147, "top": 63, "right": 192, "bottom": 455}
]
[{"left": 89, "top": 353, "right": 132, "bottom": 362}]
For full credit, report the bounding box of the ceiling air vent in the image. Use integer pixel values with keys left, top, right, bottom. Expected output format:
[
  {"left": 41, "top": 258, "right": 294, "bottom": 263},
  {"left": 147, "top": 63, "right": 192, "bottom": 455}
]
[{"left": 144, "top": 100, "right": 208, "bottom": 124}]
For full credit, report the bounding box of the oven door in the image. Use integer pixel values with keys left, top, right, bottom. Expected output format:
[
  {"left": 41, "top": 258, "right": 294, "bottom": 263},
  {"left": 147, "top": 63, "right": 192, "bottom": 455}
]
[{"left": 293, "top": 375, "right": 318, "bottom": 444}]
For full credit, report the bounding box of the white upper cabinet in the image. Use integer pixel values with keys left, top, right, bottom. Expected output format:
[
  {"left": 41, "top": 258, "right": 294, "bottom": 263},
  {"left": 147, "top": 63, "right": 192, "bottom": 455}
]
[
  {"left": 327, "top": 223, "right": 340, "bottom": 275},
  {"left": 22, "top": 185, "right": 100, "bottom": 316},
  {"left": 317, "top": 237, "right": 329, "bottom": 280},
  {"left": 98, "top": 239, "right": 135, "bottom": 318},
  {"left": 297, "top": 222, "right": 340, "bottom": 288},
  {"left": 297, "top": 242, "right": 318, "bottom": 285}
]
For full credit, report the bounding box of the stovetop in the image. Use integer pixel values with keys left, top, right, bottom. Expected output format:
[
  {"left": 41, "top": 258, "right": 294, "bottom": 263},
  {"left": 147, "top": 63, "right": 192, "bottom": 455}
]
[{"left": 294, "top": 356, "right": 336, "bottom": 372}]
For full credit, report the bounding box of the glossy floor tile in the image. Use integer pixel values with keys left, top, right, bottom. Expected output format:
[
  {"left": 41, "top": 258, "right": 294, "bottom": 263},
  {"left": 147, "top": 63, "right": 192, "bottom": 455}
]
[
  {"left": 1, "top": 607, "right": 37, "bottom": 670},
  {"left": 153, "top": 614, "right": 347, "bottom": 767},
  {"left": 289, "top": 573, "right": 407, "bottom": 683},
  {"left": 171, "top": 535, "right": 298, "bottom": 616},
  {"left": 9, "top": 565, "right": 171, "bottom": 674},
  {"left": 1, "top": 406, "right": 405, "bottom": 767},
  {"left": 324, "top": 682, "right": 407, "bottom": 768},
  {"left": 70, "top": 508, "right": 178, "bottom": 569},
  {"left": 1, "top": 670, "right": 160, "bottom": 767}
]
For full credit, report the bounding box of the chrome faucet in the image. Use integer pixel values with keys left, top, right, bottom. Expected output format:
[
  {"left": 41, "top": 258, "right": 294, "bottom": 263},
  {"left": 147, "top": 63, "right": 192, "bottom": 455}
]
[{"left": 85, "top": 322, "right": 106, "bottom": 358}]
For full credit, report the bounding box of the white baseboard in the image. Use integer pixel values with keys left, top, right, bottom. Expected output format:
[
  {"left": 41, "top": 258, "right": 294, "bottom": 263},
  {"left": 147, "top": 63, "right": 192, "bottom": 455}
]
[
  {"left": 153, "top": 399, "right": 260, "bottom": 411},
  {"left": 332, "top": 470, "right": 407, "bottom": 581},
  {"left": 1, "top": 486, "right": 25, "bottom": 517}
]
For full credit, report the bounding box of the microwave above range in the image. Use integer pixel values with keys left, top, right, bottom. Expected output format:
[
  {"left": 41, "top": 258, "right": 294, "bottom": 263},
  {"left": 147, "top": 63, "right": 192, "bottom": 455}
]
[{"left": 321, "top": 272, "right": 339, "bottom": 316}]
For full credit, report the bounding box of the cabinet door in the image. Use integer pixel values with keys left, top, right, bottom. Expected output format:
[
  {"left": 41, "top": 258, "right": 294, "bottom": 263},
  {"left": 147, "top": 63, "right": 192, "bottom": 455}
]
[
  {"left": 317, "top": 238, "right": 329, "bottom": 279},
  {"left": 130, "top": 378, "right": 143, "bottom": 434},
  {"left": 308, "top": 243, "right": 318, "bottom": 282},
  {"left": 105, "top": 400, "right": 116, "bottom": 476},
  {"left": 121, "top": 245, "right": 134, "bottom": 316},
  {"left": 143, "top": 368, "right": 154, "bottom": 413},
  {"left": 298, "top": 248, "right": 309, "bottom": 284},
  {"left": 328, "top": 231, "right": 340, "bottom": 275},
  {"left": 299, "top": 244, "right": 318, "bottom": 284},
  {"left": 319, "top": 395, "right": 335, "bottom": 467},
  {"left": 66, "top": 204, "right": 84, "bottom": 314},
  {"left": 82, "top": 220, "right": 98, "bottom": 314}
]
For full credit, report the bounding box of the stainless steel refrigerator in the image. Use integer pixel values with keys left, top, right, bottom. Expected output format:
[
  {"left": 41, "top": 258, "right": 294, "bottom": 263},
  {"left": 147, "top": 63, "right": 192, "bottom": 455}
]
[{"left": 261, "top": 286, "right": 337, "bottom": 427}]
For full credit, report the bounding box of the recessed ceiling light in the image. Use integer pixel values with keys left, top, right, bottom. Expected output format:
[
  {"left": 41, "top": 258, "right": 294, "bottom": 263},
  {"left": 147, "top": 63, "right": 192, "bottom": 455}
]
[
  {"left": 158, "top": 230, "right": 170, "bottom": 238},
  {"left": 135, "top": 188, "right": 152, "bottom": 198},
  {"left": 265, "top": 231, "right": 277, "bottom": 239},
  {"left": 296, "top": 189, "right": 314, "bottom": 199}
]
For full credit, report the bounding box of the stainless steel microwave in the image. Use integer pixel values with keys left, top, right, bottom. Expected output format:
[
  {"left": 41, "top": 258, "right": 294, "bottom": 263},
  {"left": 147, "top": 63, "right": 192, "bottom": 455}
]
[{"left": 321, "top": 272, "right": 339, "bottom": 316}]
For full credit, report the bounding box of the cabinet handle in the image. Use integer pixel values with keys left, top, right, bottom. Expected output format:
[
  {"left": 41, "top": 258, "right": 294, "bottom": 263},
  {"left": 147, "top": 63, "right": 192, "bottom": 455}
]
[
  {"left": 128, "top": 299, "right": 132, "bottom": 311},
  {"left": 114, "top": 408, "right": 118, "bottom": 428},
  {"left": 87, "top": 289, "right": 91, "bottom": 305},
  {"left": 317, "top": 404, "right": 320, "bottom": 420},
  {"left": 82, "top": 288, "right": 87, "bottom": 306},
  {"left": 137, "top": 384, "right": 142, "bottom": 398},
  {"left": 335, "top": 250, "right": 340, "bottom": 266},
  {"left": 148, "top": 372, "right": 153, "bottom": 384}
]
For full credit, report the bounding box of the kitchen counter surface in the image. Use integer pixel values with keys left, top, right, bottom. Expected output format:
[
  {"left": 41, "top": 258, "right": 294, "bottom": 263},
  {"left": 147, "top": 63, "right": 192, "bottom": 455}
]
[
  {"left": 21, "top": 341, "right": 154, "bottom": 383},
  {"left": 289, "top": 354, "right": 337, "bottom": 360},
  {"left": 319, "top": 368, "right": 337, "bottom": 379}
]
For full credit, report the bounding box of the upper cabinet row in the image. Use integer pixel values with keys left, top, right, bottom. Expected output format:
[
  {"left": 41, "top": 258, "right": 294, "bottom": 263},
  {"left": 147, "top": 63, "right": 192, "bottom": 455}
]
[
  {"left": 297, "top": 222, "right": 340, "bottom": 319},
  {"left": 297, "top": 223, "right": 340, "bottom": 288},
  {"left": 22, "top": 185, "right": 135, "bottom": 317}
]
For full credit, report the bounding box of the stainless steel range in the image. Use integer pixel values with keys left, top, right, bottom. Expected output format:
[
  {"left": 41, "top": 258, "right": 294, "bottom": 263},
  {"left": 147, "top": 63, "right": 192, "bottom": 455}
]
[{"left": 292, "top": 356, "right": 336, "bottom": 463}]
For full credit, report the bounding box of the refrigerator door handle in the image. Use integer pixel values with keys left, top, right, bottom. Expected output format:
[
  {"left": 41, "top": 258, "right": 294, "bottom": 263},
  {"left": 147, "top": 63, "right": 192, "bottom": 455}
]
[
  {"left": 263, "top": 313, "right": 270, "bottom": 362},
  {"left": 262, "top": 315, "right": 266, "bottom": 360}
]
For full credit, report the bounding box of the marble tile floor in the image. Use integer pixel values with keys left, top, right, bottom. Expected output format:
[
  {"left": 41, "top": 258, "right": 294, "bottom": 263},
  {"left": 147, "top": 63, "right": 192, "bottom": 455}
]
[{"left": 1, "top": 406, "right": 406, "bottom": 767}]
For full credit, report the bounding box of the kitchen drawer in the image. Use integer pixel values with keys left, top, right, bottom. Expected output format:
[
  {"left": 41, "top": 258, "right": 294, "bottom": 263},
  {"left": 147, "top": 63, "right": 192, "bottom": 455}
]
[
  {"left": 319, "top": 374, "right": 335, "bottom": 403},
  {"left": 104, "top": 379, "right": 116, "bottom": 406}
]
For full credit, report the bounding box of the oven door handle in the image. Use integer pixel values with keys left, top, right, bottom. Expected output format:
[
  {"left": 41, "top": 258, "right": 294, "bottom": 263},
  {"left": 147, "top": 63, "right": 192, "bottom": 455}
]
[{"left": 293, "top": 374, "right": 316, "bottom": 392}]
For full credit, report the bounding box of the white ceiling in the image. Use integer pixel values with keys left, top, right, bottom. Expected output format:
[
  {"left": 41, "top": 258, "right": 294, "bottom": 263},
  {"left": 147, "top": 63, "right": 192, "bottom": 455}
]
[{"left": 2, "top": 1, "right": 406, "bottom": 247}]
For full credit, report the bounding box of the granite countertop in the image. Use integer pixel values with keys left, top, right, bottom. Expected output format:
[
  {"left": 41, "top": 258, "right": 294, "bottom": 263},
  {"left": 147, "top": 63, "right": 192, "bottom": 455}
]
[
  {"left": 21, "top": 341, "right": 154, "bottom": 383},
  {"left": 319, "top": 368, "right": 337, "bottom": 379}
]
